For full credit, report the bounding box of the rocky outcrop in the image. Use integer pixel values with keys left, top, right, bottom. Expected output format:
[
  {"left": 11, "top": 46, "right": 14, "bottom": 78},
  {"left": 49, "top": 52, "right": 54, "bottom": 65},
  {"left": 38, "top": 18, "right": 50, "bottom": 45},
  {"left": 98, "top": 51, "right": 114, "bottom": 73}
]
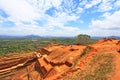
[
  {"left": 36, "top": 45, "right": 86, "bottom": 79},
  {"left": 0, "top": 54, "right": 41, "bottom": 80},
  {"left": 0, "top": 38, "right": 120, "bottom": 80}
]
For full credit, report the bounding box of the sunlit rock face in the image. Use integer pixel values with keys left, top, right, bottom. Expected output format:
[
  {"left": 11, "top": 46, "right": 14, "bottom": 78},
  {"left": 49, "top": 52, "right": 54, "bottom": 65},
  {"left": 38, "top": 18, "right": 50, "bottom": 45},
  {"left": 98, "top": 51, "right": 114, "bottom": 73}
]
[{"left": 0, "top": 39, "right": 120, "bottom": 80}]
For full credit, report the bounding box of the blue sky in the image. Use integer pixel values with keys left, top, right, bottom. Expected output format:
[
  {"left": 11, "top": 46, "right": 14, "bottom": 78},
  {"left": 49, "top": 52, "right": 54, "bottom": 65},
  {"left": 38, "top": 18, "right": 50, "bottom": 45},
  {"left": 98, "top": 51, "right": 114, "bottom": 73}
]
[{"left": 0, "top": 0, "right": 120, "bottom": 36}]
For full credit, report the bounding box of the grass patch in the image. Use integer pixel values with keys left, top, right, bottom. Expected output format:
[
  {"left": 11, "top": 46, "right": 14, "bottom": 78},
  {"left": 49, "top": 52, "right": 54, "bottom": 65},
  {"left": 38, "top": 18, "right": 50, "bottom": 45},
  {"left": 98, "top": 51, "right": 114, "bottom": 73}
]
[
  {"left": 81, "top": 53, "right": 114, "bottom": 80},
  {"left": 63, "top": 53, "right": 114, "bottom": 80},
  {"left": 80, "top": 46, "right": 92, "bottom": 57}
]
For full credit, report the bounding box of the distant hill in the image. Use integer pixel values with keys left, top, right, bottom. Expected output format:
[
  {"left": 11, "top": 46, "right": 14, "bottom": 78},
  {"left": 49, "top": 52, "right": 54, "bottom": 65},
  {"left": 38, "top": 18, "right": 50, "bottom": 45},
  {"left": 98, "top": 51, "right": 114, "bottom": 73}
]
[
  {"left": 0, "top": 35, "right": 42, "bottom": 39},
  {"left": 0, "top": 35, "right": 73, "bottom": 39},
  {"left": 92, "top": 36, "right": 120, "bottom": 39},
  {"left": 0, "top": 35, "right": 119, "bottom": 39},
  {"left": 0, "top": 35, "right": 20, "bottom": 39},
  {"left": 23, "top": 35, "right": 42, "bottom": 38},
  {"left": 108, "top": 36, "right": 120, "bottom": 39}
]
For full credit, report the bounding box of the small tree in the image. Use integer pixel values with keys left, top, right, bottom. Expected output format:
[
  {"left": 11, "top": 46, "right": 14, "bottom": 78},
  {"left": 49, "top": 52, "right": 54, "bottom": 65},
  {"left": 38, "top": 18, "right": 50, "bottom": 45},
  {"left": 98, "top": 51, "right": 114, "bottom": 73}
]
[{"left": 75, "top": 34, "right": 91, "bottom": 45}]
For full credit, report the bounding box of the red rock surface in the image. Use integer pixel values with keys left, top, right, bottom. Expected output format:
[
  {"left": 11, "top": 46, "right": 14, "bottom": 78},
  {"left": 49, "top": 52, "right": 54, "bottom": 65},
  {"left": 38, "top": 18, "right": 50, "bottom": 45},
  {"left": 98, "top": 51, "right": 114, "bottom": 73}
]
[{"left": 0, "top": 38, "right": 120, "bottom": 80}]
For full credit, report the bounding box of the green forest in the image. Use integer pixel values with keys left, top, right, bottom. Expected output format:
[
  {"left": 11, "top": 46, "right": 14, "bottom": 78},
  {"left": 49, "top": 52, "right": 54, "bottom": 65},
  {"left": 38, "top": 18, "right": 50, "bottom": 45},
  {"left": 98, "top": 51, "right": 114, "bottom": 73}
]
[{"left": 0, "top": 34, "right": 97, "bottom": 56}]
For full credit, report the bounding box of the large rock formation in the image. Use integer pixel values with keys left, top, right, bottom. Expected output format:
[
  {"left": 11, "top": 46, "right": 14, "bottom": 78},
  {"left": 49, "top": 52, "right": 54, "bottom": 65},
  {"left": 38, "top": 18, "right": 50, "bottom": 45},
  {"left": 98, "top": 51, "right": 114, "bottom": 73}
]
[{"left": 0, "top": 38, "right": 120, "bottom": 80}]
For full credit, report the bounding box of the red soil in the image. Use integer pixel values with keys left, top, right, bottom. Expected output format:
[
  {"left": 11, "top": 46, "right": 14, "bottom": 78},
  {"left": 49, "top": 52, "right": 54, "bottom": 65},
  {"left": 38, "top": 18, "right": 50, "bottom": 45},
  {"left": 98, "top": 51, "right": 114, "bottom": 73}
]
[{"left": 0, "top": 38, "right": 120, "bottom": 80}]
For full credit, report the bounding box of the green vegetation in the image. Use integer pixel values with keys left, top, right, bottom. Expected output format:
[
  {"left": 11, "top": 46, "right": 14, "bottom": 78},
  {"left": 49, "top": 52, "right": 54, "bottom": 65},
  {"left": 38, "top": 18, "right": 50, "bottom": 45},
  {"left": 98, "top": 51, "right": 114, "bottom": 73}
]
[
  {"left": 0, "top": 39, "right": 50, "bottom": 56},
  {"left": 0, "top": 34, "right": 97, "bottom": 56},
  {"left": 81, "top": 53, "right": 114, "bottom": 80},
  {"left": 92, "top": 53, "right": 114, "bottom": 78},
  {"left": 50, "top": 38, "right": 75, "bottom": 45},
  {"left": 80, "top": 46, "right": 93, "bottom": 57},
  {"left": 0, "top": 38, "right": 75, "bottom": 56},
  {"left": 75, "top": 34, "right": 97, "bottom": 45}
]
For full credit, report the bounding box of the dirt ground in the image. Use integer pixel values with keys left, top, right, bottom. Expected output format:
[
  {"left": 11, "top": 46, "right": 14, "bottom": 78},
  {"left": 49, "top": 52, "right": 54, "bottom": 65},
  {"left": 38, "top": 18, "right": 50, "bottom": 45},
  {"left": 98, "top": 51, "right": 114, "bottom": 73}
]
[{"left": 0, "top": 38, "right": 120, "bottom": 80}]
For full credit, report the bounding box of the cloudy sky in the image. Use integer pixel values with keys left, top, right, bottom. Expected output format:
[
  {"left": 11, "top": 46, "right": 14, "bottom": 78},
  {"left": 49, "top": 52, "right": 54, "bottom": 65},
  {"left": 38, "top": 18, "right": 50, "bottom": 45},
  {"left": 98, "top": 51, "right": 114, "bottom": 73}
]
[{"left": 0, "top": 0, "right": 120, "bottom": 37}]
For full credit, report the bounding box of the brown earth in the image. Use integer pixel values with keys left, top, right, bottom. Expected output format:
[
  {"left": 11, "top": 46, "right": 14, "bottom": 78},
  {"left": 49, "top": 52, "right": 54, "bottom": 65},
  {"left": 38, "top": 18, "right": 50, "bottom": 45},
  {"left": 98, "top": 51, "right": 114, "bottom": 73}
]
[{"left": 0, "top": 38, "right": 120, "bottom": 80}]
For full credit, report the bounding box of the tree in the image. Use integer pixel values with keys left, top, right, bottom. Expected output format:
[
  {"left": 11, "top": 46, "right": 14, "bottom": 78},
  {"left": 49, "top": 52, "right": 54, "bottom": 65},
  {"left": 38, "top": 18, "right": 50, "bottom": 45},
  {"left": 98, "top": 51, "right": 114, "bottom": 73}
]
[{"left": 75, "top": 34, "right": 91, "bottom": 45}]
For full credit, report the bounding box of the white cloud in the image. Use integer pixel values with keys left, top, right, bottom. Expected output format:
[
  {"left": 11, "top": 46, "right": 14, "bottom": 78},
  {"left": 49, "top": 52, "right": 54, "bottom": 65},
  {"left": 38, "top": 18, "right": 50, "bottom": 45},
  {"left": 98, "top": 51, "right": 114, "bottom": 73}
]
[
  {"left": 0, "top": 0, "right": 40, "bottom": 23},
  {"left": 44, "top": 26, "right": 81, "bottom": 37},
  {"left": 0, "top": 23, "right": 81, "bottom": 37},
  {"left": 26, "top": 0, "right": 63, "bottom": 12},
  {"left": 84, "top": 29, "right": 120, "bottom": 36},
  {"left": 0, "top": 15, "right": 5, "bottom": 23},
  {"left": 114, "top": 0, "right": 120, "bottom": 8},
  {"left": 0, "top": 24, "right": 46, "bottom": 36},
  {"left": 0, "top": 0, "right": 119, "bottom": 36},
  {"left": 0, "top": 0, "right": 80, "bottom": 24},
  {"left": 0, "top": 0, "right": 82, "bottom": 36},
  {"left": 84, "top": 0, "right": 116, "bottom": 12},
  {"left": 90, "top": 10, "right": 120, "bottom": 29},
  {"left": 85, "top": 0, "right": 101, "bottom": 9},
  {"left": 56, "top": 12, "right": 78, "bottom": 23},
  {"left": 79, "top": 0, "right": 88, "bottom": 6},
  {"left": 59, "top": 0, "right": 83, "bottom": 15},
  {"left": 97, "top": 0, "right": 115, "bottom": 12}
]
